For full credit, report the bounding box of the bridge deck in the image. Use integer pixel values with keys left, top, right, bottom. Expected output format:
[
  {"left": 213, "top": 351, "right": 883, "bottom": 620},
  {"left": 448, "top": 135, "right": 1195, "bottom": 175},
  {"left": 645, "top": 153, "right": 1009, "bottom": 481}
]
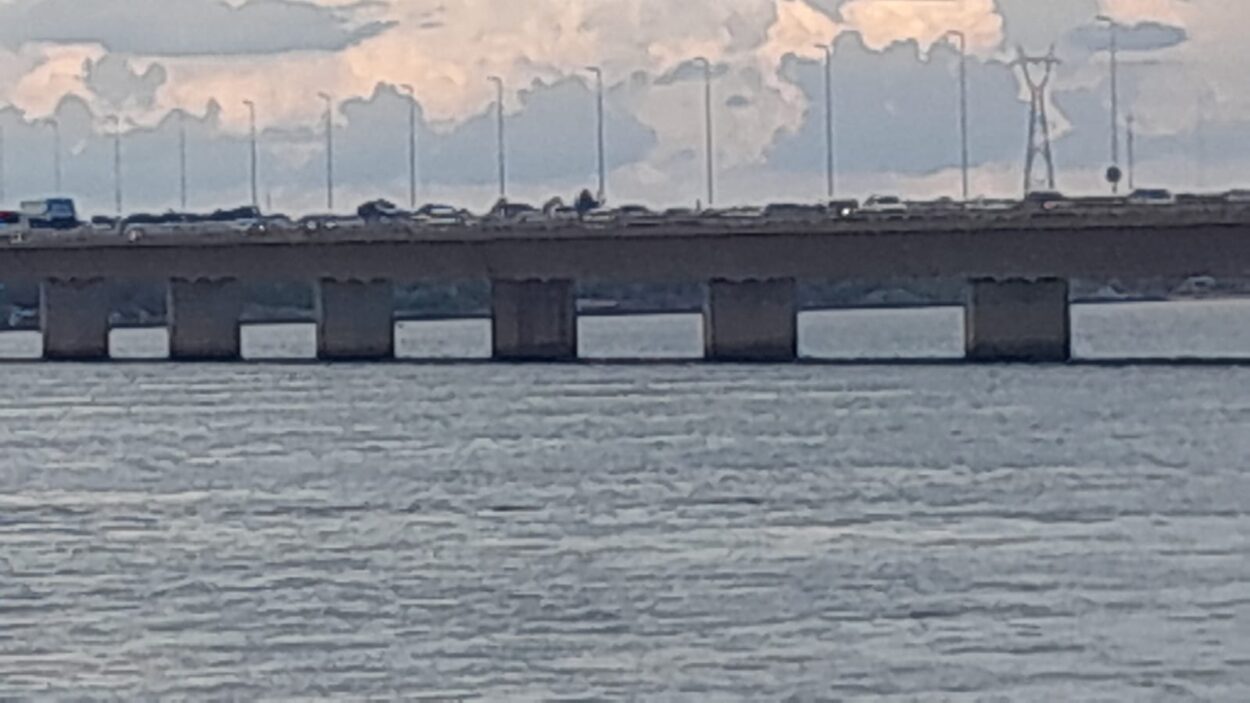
[{"left": 3, "top": 210, "right": 1250, "bottom": 283}]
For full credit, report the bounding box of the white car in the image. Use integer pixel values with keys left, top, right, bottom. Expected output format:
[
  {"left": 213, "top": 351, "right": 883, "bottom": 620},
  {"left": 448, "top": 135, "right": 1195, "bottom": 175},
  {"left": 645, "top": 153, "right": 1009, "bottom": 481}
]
[
  {"left": 967, "top": 197, "right": 1016, "bottom": 212},
  {"left": 0, "top": 210, "right": 28, "bottom": 240},
  {"left": 860, "top": 195, "right": 908, "bottom": 215},
  {"left": 583, "top": 208, "right": 617, "bottom": 226},
  {"left": 413, "top": 205, "right": 465, "bottom": 227},
  {"left": 705, "top": 206, "right": 765, "bottom": 224}
]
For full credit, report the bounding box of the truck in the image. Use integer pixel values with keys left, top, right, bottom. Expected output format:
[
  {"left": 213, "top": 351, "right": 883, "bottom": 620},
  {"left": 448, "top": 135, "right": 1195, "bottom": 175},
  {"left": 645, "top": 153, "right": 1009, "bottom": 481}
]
[{"left": 21, "top": 198, "right": 80, "bottom": 230}]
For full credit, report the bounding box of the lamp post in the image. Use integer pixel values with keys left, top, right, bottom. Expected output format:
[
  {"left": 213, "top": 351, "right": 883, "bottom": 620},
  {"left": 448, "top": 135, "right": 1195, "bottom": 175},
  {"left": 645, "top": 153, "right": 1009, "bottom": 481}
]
[
  {"left": 178, "top": 110, "right": 188, "bottom": 210},
  {"left": 107, "top": 116, "right": 122, "bottom": 215},
  {"left": 1127, "top": 113, "right": 1135, "bottom": 191},
  {"left": 692, "top": 57, "right": 714, "bottom": 207},
  {"left": 0, "top": 124, "right": 6, "bottom": 204},
  {"left": 488, "top": 76, "right": 506, "bottom": 199},
  {"left": 399, "top": 84, "right": 418, "bottom": 210},
  {"left": 814, "top": 44, "right": 836, "bottom": 199},
  {"left": 946, "top": 30, "right": 970, "bottom": 201},
  {"left": 42, "top": 118, "right": 62, "bottom": 193},
  {"left": 586, "top": 66, "right": 607, "bottom": 203},
  {"left": 243, "top": 100, "right": 259, "bottom": 209},
  {"left": 318, "top": 92, "right": 334, "bottom": 211},
  {"left": 1097, "top": 14, "right": 1121, "bottom": 193}
]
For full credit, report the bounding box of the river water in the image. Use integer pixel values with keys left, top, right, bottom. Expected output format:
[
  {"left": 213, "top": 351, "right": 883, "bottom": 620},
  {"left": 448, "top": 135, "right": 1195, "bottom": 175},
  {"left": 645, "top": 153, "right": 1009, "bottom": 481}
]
[{"left": 1, "top": 302, "right": 1248, "bottom": 700}]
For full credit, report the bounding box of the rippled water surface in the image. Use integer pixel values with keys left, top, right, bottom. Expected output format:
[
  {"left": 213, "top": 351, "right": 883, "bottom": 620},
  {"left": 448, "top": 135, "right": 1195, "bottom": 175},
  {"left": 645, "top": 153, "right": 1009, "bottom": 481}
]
[{"left": 1, "top": 304, "right": 1249, "bottom": 700}]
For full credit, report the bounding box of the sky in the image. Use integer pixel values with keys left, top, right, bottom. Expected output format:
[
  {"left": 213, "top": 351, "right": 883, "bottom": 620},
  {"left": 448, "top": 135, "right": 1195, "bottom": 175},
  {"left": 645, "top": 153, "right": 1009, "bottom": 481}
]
[{"left": 0, "top": 0, "right": 1240, "bottom": 215}]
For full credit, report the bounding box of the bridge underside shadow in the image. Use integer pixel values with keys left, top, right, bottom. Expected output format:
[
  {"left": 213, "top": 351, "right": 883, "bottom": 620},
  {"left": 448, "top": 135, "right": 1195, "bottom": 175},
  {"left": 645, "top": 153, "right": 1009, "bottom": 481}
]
[{"left": 3, "top": 276, "right": 1250, "bottom": 364}]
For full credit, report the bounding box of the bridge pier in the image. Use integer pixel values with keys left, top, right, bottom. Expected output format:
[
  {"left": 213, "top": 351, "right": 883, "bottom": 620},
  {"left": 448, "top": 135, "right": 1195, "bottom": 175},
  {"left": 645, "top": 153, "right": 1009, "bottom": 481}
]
[
  {"left": 491, "top": 279, "right": 578, "bottom": 361},
  {"left": 168, "top": 279, "right": 243, "bottom": 361},
  {"left": 704, "top": 278, "right": 798, "bottom": 362},
  {"left": 965, "top": 277, "right": 1071, "bottom": 362},
  {"left": 316, "top": 279, "right": 395, "bottom": 361},
  {"left": 40, "top": 279, "right": 112, "bottom": 361}
]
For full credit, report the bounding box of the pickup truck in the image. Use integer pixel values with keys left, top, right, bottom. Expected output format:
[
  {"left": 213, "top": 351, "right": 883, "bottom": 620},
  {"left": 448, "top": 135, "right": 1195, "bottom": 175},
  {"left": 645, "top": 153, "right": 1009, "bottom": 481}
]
[{"left": 22, "top": 198, "right": 79, "bottom": 230}]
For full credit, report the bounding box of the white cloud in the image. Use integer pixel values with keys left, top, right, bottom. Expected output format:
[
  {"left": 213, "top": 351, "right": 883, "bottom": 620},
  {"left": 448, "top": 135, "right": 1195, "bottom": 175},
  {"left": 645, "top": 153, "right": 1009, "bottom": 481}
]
[{"left": 2, "top": 0, "right": 1247, "bottom": 212}]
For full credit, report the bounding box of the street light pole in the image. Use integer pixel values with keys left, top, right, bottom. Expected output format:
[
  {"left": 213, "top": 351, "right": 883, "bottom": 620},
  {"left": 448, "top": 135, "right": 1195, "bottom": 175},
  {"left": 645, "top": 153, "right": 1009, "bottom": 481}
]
[
  {"left": 108, "top": 116, "right": 122, "bottom": 215},
  {"left": 815, "top": 44, "right": 836, "bottom": 200},
  {"left": 586, "top": 66, "right": 606, "bottom": 203},
  {"left": 1097, "top": 15, "right": 1120, "bottom": 193},
  {"left": 243, "top": 100, "right": 259, "bottom": 209},
  {"left": 178, "top": 110, "right": 188, "bottom": 210},
  {"left": 318, "top": 92, "right": 334, "bottom": 211},
  {"left": 0, "top": 124, "right": 6, "bottom": 204},
  {"left": 693, "top": 57, "right": 714, "bottom": 207},
  {"left": 946, "top": 30, "right": 970, "bottom": 201},
  {"left": 43, "top": 118, "right": 62, "bottom": 193},
  {"left": 488, "top": 76, "right": 506, "bottom": 200},
  {"left": 400, "top": 84, "right": 418, "bottom": 210},
  {"left": 1127, "top": 113, "right": 1135, "bottom": 191}
]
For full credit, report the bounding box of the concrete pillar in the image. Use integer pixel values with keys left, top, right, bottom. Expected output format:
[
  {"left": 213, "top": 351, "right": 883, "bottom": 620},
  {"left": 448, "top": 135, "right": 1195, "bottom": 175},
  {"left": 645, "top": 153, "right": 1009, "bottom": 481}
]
[
  {"left": 966, "top": 277, "right": 1071, "bottom": 362},
  {"left": 40, "top": 279, "right": 111, "bottom": 361},
  {"left": 316, "top": 279, "right": 395, "bottom": 361},
  {"left": 168, "top": 279, "right": 244, "bottom": 361},
  {"left": 491, "top": 279, "right": 577, "bottom": 361},
  {"left": 704, "top": 278, "right": 798, "bottom": 362}
]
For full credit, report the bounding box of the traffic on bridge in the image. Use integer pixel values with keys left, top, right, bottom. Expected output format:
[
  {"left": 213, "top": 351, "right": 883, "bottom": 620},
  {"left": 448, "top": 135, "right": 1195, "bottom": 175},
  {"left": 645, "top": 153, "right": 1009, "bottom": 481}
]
[{"left": 5, "top": 187, "right": 1250, "bottom": 247}]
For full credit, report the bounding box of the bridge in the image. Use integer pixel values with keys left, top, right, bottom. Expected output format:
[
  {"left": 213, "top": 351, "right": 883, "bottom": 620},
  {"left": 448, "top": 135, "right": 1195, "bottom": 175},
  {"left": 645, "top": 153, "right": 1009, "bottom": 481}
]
[{"left": 4, "top": 208, "right": 1250, "bottom": 363}]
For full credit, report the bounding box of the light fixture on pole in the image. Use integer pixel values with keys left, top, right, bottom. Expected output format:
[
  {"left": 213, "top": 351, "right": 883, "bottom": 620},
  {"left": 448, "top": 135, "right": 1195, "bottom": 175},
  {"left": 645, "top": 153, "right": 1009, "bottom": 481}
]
[
  {"left": 243, "top": 100, "right": 259, "bottom": 209},
  {"left": 399, "top": 84, "right": 419, "bottom": 210},
  {"left": 692, "top": 57, "right": 714, "bottom": 208},
  {"left": 814, "top": 44, "right": 836, "bottom": 200},
  {"left": 488, "top": 76, "right": 507, "bottom": 199},
  {"left": 1096, "top": 14, "right": 1122, "bottom": 193},
  {"left": 318, "top": 92, "right": 335, "bottom": 211},
  {"left": 945, "top": 30, "right": 970, "bottom": 202},
  {"left": 586, "top": 66, "right": 607, "bottom": 203}
]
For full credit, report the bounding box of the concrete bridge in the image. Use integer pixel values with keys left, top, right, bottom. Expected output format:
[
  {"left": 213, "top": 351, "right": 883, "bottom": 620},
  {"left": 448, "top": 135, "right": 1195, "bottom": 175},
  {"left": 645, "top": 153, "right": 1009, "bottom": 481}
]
[{"left": 4, "top": 210, "right": 1250, "bottom": 362}]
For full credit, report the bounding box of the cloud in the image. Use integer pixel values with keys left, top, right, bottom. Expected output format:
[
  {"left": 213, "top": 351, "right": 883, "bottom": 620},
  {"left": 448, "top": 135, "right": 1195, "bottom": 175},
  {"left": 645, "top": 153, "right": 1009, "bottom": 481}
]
[
  {"left": 996, "top": 0, "right": 1099, "bottom": 51},
  {"left": 1067, "top": 20, "right": 1188, "bottom": 53},
  {"left": 5, "top": 0, "right": 1250, "bottom": 211},
  {"left": 83, "top": 55, "right": 167, "bottom": 110},
  {"left": 768, "top": 32, "right": 1024, "bottom": 179},
  {"left": 0, "top": 0, "right": 395, "bottom": 56}
]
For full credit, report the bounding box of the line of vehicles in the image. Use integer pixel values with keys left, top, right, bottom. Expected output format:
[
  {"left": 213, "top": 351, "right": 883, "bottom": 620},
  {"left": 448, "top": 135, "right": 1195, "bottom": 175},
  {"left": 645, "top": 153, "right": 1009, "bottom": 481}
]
[{"left": 4, "top": 187, "right": 1250, "bottom": 242}]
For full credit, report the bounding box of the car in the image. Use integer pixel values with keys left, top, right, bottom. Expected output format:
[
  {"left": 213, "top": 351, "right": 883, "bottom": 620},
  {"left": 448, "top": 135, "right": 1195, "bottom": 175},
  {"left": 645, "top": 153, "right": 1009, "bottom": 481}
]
[
  {"left": 1021, "top": 190, "right": 1072, "bottom": 213},
  {"left": 704, "top": 206, "right": 765, "bottom": 224},
  {"left": 413, "top": 204, "right": 466, "bottom": 227},
  {"left": 484, "top": 199, "right": 538, "bottom": 225},
  {"left": 827, "top": 199, "right": 860, "bottom": 218},
  {"left": 1128, "top": 188, "right": 1176, "bottom": 206},
  {"left": 762, "top": 203, "right": 826, "bottom": 222},
  {"left": 967, "top": 197, "right": 1016, "bottom": 212},
  {"left": 90, "top": 215, "right": 120, "bottom": 233},
  {"left": 615, "top": 205, "right": 663, "bottom": 227},
  {"left": 0, "top": 210, "right": 27, "bottom": 240},
  {"left": 859, "top": 195, "right": 907, "bottom": 215},
  {"left": 120, "top": 212, "right": 193, "bottom": 241},
  {"left": 1223, "top": 189, "right": 1250, "bottom": 204},
  {"left": 539, "top": 197, "right": 579, "bottom": 225},
  {"left": 357, "top": 199, "right": 408, "bottom": 223},
  {"left": 583, "top": 207, "right": 617, "bottom": 226},
  {"left": 662, "top": 207, "right": 703, "bottom": 226},
  {"left": 298, "top": 214, "right": 353, "bottom": 232}
]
